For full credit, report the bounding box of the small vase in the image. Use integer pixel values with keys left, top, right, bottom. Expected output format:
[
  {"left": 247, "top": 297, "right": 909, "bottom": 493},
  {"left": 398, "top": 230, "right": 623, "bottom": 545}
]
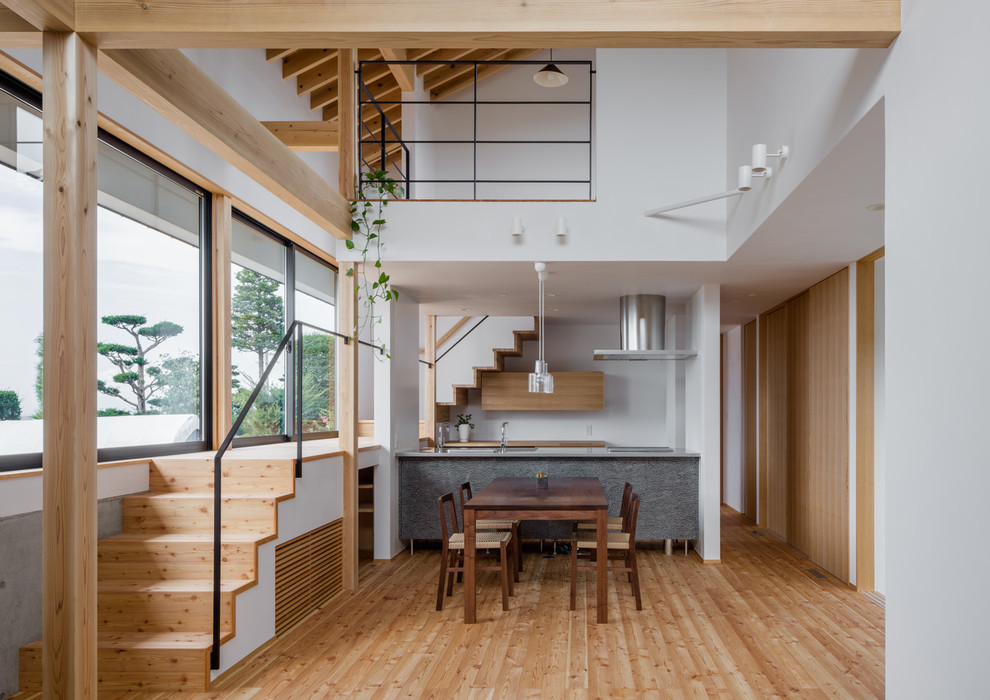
[
  {"left": 537, "top": 476, "right": 549, "bottom": 489},
  {"left": 458, "top": 424, "right": 471, "bottom": 442}
]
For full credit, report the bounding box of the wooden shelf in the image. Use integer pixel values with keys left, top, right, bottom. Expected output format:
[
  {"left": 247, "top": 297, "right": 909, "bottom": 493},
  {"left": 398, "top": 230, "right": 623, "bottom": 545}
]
[{"left": 481, "top": 372, "right": 604, "bottom": 411}]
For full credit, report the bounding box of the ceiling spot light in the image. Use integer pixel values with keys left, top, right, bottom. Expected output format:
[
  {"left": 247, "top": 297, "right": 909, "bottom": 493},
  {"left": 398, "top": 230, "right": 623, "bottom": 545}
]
[
  {"left": 752, "top": 144, "right": 789, "bottom": 174},
  {"left": 511, "top": 216, "right": 525, "bottom": 238},
  {"left": 555, "top": 216, "right": 568, "bottom": 239},
  {"left": 534, "top": 50, "right": 569, "bottom": 88}
]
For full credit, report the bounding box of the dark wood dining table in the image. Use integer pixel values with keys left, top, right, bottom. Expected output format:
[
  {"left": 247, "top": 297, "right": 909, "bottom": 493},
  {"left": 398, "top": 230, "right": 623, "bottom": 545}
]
[{"left": 462, "top": 476, "right": 610, "bottom": 623}]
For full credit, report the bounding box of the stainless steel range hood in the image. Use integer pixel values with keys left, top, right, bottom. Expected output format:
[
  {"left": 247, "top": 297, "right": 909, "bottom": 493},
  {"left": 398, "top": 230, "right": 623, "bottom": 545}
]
[{"left": 594, "top": 294, "right": 697, "bottom": 361}]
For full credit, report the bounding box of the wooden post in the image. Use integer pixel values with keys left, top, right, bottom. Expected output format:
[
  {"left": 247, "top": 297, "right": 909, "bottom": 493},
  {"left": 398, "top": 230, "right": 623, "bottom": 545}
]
[
  {"left": 424, "top": 315, "right": 437, "bottom": 446},
  {"left": 42, "top": 31, "right": 99, "bottom": 700},
  {"left": 340, "top": 262, "right": 359, "bottom": 589},
  {"left": 337, "top": 48, "right": 356, "bottom": 201},
  {"left": 211, "top": 194, "right": 232, "bottom": 448}
]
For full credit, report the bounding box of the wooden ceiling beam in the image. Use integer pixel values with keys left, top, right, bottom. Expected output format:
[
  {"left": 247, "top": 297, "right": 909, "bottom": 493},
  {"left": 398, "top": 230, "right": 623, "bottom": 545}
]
[
  {"left": 431, "top": 49, "right": 540, "bottom": 101},
  {"left": 265, "top": 48, "right": 294, "bottom": 62},
  {"left": 379, "top": 48, "right": 416, "bottom": 92},
  {"left": 98, "top": 48, "right": 352, "bottom": 239},
  {"left": 0, "top": 6, "right": 40, "bottom": 46},
  {"left": 2, "top": 0, "right": 72, "bottom": 31},
  {"left": 262, "top": 121, "right": 339, "bottom": 151},
  {"left": 282, "top": 48, "right": 337, "bottom": 80},
  {"left": 74, "top": 1, "right": 900, "bottom": 49}
]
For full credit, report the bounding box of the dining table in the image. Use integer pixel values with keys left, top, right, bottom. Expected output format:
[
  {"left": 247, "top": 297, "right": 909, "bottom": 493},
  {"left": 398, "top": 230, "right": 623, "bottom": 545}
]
[{"left": 462, "top": 476, "right": 610, "bottom": 623}]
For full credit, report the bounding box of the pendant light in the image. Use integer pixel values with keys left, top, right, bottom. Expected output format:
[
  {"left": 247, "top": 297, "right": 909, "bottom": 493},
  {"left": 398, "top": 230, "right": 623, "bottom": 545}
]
[
  {"left": 528, "top": 262, "right": 555, "bottom": 393},
  {"left": 533, "top": 49, "right": 569, "bottom": 88}
]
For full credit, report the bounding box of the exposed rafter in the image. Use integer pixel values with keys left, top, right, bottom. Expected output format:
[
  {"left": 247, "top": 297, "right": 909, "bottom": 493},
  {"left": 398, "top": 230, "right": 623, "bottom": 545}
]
[
  {"left": 0, "top": 6, "right": 40, "bottom": 46},
  {"left": 281, "top": 48, "right": 336, "bottom": 80},
  {"left": 98, "top": 48, "right": 352, "bottom": 239},
  {"left": 74, "top": 0, "right": 900, "bottom": 49},
  {"left": 431, "top": 49, "right": 541, "bottom": 101}
]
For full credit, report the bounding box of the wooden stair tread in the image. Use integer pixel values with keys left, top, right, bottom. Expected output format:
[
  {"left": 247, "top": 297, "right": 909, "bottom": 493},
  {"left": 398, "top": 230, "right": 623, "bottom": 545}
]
[
  {"left": 101, "top": 532, "right": 262, "bottom": 544},
  {"left": 98, "top": 579, "right": 244, "bottom": 593},
  {"left": 23, "top": 632, "right": 215, "bottom": 650},
  {"left": 130, "top": 492, "right": 282, "bottom": 500}
]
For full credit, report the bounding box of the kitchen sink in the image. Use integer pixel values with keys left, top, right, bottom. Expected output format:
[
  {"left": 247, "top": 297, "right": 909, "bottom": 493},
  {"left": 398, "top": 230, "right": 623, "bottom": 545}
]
[{"left": 441, "top": 446, "right": 539, "bottom": 454}]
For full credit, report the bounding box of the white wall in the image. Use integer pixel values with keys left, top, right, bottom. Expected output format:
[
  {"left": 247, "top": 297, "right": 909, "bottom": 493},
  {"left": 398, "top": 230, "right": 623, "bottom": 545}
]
[
  {"left": 883, "top": 2, "right": 990, "bottom": 695},
  {"left": 434, "top": 316, "right": 535, "bottom": 405},
  {"left": 725, "top": 48, "right": 888, "bottom": 255},
  {"left": 685, "top": 284, "right": 721, "bottom": 561},
  {"left": 721, "top": 326, "right": 743, "bottom": 512},
  {"left": 455, "top": 321, "right": 675, "bottom": 446},
  {"left": 339, "top": 49, "right": 728, "bottom": 267},
  {"left": 373, "top": 291, "right": 421, "bottom": 558}
]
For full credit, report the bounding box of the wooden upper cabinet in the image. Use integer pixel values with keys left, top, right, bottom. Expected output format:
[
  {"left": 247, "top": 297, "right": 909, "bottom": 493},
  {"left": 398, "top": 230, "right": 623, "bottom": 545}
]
[{"left": 481, "top": 372, "right": 604, "bottom": 411}]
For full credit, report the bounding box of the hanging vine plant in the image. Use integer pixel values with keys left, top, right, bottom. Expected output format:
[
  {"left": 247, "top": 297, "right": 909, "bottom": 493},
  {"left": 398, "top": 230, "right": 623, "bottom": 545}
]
[{"left": 345, "top": 169, "right": 405, "bottom": 357}]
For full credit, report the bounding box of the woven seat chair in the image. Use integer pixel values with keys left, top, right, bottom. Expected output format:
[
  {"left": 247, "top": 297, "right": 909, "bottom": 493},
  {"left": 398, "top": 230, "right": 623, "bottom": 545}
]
[
  {"left": 575, "top": 481, "right": 632, "bottom": 533},
  {"left": 436, "top": 492, "right": 514, "bottom": 612},
  {"left": 459, "top": 481, "right": 523, "bottom": 574},
  {"left": 570, "top": 493, "right": 642, "bottom": 611}
]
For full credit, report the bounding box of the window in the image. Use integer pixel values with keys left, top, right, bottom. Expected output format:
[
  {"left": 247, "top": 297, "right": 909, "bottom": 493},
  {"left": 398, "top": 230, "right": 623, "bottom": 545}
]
[
  {"left": 0, "top": 73, "right": 211, "bottom": 470},
  {"left": 229, "top": 214, "right": 339, "bottom": 442}
]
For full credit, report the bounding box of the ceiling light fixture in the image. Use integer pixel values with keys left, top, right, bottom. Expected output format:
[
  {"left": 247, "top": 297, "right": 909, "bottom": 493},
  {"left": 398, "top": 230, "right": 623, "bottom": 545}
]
[
  {"left": 511, "top": 216, "right": 525, "bottom": 238},
  {"left": 528, "top": 262, "right": 554, "bottom": 394},
  {"left": 644, "top": 143, "right": 790, "bottom": 217},
  {"left": 534, "top": 50, "right": 569, "bottom": 88}
]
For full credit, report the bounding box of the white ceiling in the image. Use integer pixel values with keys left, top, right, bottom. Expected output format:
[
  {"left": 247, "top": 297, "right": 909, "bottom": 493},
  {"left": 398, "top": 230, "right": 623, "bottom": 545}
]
[{"left": 387, "top": 103, "right": 884, "bottom": 330}]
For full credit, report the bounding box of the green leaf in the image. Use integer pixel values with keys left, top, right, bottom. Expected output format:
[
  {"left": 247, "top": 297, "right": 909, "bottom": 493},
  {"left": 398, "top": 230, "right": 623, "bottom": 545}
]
[
  {"left": 351, "top": 221, "right": 360, "bottom": 232},
  {"left": 372, "top": 219, "right": 385, "bottom": 226},
  {"left": 374, "top": 259, "right": 382, "bottom": 268},
  {"left": 345, "top": 268, "right": 354, "bottom": 276},
  {"left": 344, "top": 240, "right": 355, "bottom": 249}
]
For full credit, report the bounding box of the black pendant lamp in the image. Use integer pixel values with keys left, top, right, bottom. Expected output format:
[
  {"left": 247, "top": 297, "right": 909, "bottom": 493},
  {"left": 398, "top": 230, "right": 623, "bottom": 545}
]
[{"left": 533, "top": 49, "right": 569, "bottom": 88}]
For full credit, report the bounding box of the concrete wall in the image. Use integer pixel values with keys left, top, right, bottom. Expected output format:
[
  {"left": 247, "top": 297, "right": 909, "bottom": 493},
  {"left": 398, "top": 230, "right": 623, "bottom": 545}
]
[{"left": 0, "top": 498, "right": 123, "bottom": 699}]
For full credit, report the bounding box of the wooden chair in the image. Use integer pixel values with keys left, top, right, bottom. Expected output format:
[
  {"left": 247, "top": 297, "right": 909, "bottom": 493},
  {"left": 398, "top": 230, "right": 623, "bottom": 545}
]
[
  {"left": 576, "top": 481, "right": 632, "bottom": 533},
  {"left": 459, "top": 481, "right": 523, "bottom": 574},
  {"left": 436, "top": 493, "right": 514, "bottom": 612},
  {"left": 570, "top": 493, "right": 642, "bottom": 611}
]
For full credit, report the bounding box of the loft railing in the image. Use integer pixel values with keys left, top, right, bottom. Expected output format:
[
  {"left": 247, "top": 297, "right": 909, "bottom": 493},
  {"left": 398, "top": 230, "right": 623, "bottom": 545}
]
[
  {"left": 358, "top": 59, "right": 594, "bottom": 201},
  {"left": 210, "top": 320, "right": 381, "bottom": 669}
]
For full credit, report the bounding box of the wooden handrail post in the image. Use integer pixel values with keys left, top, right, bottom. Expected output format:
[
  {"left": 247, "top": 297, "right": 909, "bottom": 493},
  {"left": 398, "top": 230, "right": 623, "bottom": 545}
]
[
  {"left": 42, "top": 30, "right": 99, "bottom": 699},
  {"left": 211, "top": 194, "right": 232, "bottom": 448}
]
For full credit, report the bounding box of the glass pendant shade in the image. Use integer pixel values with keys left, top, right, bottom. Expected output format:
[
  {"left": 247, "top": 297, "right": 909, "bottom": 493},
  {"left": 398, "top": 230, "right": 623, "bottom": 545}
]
[{"left": 528, "top": 360, "right": 554, "bottom": 394}]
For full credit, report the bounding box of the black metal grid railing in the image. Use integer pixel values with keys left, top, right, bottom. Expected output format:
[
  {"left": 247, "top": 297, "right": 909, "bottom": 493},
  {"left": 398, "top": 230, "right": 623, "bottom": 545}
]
[{"left": 357, "top": 59, "right": 594, "bottom": 201}]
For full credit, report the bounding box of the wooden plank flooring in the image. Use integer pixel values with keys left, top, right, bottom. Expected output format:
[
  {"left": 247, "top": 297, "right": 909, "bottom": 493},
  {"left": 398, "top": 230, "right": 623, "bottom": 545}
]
[{"left": 12, "top": 506, "right": 884, "bottom": 698}]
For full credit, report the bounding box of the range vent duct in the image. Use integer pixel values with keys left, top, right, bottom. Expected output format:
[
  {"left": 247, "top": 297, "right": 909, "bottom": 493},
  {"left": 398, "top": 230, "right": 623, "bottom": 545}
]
[{"left": 594, "top": 294, "right": 696, "bottom": 361}]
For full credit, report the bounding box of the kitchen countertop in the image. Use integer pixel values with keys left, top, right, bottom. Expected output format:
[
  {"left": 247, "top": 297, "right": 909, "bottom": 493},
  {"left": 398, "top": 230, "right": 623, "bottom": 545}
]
[{"left": 398, "top": 446, "right": 700, "bottom": 458}]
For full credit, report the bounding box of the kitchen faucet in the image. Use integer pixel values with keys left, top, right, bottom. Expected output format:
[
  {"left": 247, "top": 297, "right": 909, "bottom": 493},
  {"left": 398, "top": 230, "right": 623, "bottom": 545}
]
[
  {"left": 500, "top": 421, "right": 509, "bottom": 453},
  {"left": 436, "top": 422, "right": 449, "bottom": 452}
]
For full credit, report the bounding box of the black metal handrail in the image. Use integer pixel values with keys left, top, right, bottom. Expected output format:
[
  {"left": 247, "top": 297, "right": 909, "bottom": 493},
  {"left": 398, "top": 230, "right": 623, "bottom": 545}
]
[
  {"left": 358, "top": 79, "right": 410, "bottom": 197},
  {"left": 210, "top": 320, "right": 381, "bottom": 669},
  {"left": 419, "top": 315, "right": 489, "bottom": 368}
]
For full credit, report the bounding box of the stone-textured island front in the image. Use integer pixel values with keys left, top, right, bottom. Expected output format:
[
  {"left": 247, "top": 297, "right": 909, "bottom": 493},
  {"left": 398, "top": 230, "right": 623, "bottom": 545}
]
[{"left": 397, "top": 449, "right": 699, "bottom": 544}]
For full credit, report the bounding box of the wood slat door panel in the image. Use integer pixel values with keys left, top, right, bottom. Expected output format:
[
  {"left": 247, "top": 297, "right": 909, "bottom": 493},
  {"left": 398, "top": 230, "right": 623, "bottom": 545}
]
[
  {"left": 275, "top": 519, "right": 344, "bottom": 635},
  {"left": 743, "top": 321, "right": 758, "bottom": 521}
]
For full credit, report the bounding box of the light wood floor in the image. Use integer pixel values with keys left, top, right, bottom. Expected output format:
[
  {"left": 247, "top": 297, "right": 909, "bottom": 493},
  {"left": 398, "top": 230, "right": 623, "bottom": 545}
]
[{"left": 14, "top": 506, "right": 884, "bottom": 698}]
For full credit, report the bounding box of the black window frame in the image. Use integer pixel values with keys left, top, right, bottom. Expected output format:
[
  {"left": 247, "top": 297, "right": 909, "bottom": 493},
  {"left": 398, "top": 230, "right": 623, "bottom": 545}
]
[
  {"left": 0, "top": 71, "right": 214, "bottom": 472},
  {"left": 229, "top": 210, "right": 340, "bottom": 448}
]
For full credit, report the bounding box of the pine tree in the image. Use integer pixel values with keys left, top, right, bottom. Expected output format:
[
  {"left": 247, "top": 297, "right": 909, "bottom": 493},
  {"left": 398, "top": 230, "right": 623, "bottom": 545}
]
[
  {"left": 97, "top": 314, "right": 183, "bottom": 414},
  {"left": 231, "top": 268, "right": 285, "bottom": 382}
]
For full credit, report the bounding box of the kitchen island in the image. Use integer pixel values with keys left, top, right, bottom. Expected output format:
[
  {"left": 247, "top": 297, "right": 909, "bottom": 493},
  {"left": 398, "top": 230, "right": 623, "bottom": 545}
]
[{"left": 397, "top": 448, "right": 699, "bottom": 545}]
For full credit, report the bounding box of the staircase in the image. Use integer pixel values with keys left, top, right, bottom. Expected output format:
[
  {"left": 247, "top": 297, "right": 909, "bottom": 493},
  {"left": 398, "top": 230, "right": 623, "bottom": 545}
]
[
  {"left": 437, "top": 316, "right": 538, "bottom": 410},
  {"left": 18, "top": 456, "right": 297, "bottom": 692}
]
